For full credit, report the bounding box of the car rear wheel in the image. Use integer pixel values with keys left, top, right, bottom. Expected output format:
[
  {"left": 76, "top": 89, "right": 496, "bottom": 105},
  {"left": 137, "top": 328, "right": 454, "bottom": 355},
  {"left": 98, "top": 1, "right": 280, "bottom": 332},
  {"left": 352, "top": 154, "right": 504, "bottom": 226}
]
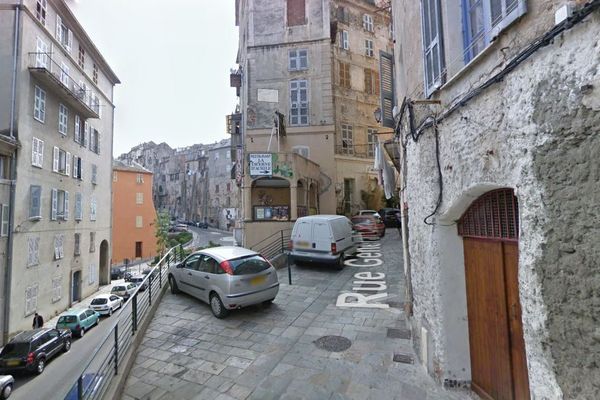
[
  {"left": 210, "top": 293, "right": 228, "bottom": 319},
  {"left": 108, "top": 308, "right": 112, "bottom": 316},
  {"left": 1, "top": 382, "right": 12, "bottom": 399},
  {"left": 64, "top": 339, "right": 71, "bottom": 352},
  {"left": 335, "top": 253, "right": 345, "bottom": 270},
  {"left": 79, "top": 327, "right": 85, "bottom": 338},
  {"left": 169, "top": 276, "right": 180, "bottom": 294},
  {"left": 35, "top": 358, "right": 45, "bottom": 374}
]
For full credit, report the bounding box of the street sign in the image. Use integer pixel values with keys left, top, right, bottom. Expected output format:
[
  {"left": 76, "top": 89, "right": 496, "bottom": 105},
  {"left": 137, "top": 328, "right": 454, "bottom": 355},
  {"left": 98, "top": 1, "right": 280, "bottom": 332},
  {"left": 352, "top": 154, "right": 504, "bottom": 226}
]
[{"left": 249, "top": 153, "right": 272, "bottom": 177}]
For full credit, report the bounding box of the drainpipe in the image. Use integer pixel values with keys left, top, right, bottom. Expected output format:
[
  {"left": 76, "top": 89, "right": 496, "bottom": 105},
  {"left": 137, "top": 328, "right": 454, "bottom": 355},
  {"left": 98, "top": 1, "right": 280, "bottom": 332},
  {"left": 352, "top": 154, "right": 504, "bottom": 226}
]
[
  {"left": 3, "top": 1, "right": 23, "bottom": 344},
  {"left": 399, "top": 138, "right": 413, "bottom": 316}
]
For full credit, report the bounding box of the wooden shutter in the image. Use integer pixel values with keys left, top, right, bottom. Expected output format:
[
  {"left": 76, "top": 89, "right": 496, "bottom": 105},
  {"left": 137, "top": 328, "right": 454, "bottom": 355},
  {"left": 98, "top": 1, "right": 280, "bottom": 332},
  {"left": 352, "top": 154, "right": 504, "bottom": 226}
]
[
  {"left": 51, "top": 188, "right": 57, "bottom": 220},
  {"left": 379, "top": 51, "right": 395, "bottom": 128}
]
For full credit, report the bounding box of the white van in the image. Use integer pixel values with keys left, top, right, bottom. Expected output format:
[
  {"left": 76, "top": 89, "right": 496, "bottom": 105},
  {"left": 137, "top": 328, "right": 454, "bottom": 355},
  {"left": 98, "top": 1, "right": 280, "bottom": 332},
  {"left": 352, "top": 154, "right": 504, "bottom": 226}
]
[{"left": 289, "top": 215, "right": 356, "bottom": 269}]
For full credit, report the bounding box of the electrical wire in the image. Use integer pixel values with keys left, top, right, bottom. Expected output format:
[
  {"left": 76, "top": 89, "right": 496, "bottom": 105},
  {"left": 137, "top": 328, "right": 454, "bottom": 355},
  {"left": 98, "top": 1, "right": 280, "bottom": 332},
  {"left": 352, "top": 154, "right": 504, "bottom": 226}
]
[{"left": 423, "top": 119, "right": 442, "bottom": 226}]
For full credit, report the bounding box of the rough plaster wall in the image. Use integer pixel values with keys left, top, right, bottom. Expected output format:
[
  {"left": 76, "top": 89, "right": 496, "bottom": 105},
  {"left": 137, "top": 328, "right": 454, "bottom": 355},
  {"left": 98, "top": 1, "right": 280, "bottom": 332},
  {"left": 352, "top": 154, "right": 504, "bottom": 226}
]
[{"left": 405, "top": 15, "right": 600, "bottom": 400}]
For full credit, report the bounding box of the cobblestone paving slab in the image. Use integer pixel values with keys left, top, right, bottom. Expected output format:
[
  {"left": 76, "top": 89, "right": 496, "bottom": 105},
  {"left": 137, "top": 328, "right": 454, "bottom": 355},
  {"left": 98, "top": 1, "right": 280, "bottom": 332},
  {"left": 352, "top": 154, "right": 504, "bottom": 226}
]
[{"left": 121, "top": 231, "right": 470, "bottom": 400}]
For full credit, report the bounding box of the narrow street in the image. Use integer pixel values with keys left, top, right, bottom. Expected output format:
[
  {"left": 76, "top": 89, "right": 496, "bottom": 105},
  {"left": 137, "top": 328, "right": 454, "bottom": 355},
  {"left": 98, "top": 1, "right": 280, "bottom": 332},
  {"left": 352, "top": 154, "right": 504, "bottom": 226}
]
[{"left": 121, "top": 230, "right": 469, "bottom": 400}]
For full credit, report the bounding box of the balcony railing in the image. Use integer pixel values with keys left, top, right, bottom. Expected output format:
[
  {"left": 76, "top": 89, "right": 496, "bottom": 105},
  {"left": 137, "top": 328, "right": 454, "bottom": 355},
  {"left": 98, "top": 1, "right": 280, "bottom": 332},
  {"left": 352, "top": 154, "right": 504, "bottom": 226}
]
[
  {"left": 28, "top": 52, "right": 100, "bottom": 119},
  {"left": 335, "top": 144, "right": 375, "bottom": 159}
]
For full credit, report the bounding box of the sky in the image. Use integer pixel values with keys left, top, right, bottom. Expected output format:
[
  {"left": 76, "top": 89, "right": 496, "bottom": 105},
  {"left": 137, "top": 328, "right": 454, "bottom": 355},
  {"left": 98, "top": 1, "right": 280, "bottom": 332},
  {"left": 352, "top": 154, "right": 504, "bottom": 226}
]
[{"left": 66, "top": 0, "right": 239, "bottom": 156}]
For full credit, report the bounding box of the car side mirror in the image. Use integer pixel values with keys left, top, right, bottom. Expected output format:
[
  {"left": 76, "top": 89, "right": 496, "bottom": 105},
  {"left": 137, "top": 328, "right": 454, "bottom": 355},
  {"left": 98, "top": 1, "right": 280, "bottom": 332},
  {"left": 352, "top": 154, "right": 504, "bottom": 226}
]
[{"left": 176, "top": 262, "right": 184, "bottom": 269}]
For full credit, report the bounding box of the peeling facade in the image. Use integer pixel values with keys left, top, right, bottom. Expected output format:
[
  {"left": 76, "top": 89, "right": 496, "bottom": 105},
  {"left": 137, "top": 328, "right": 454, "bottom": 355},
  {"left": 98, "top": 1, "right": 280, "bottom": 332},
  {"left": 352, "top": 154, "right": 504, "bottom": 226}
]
[{"left": 390, "top": 0, "right": 600, "bottom": 398}]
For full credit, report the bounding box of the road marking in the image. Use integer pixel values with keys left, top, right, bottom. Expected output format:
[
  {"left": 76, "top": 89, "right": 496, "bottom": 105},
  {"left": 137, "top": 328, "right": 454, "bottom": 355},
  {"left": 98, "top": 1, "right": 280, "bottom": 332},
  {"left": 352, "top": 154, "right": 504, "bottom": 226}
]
[
  {"left": 210, "top": 232, "right": 221, "bottom": 235},
  {"left": 220, "top": 237, "right": 235, "bottom": 242}
]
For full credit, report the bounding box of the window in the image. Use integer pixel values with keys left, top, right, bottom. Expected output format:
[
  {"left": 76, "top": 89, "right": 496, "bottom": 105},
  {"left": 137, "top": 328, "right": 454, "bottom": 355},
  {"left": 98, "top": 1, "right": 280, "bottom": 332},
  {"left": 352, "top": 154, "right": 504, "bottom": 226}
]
[
  {"left": 54, "top": 234, "right": 65, "bottom": 260},
  {"left": 51, "top": 189, "right": 69, "bottom": 220},
  {"left": 91, "top": 164, "right": 97, "bottom": 185},
  {"left": 78, "top": 45, "right": 85, "bottom": 68},
  {"left": 52, "top": 147, "right": 71, "bottom": 176},
  {"left": 35, "top": 38, "right": 48, "bottom": 68},
  {"left": 91, "top": 93, "right": 101, "bottom": 117},
  {"left": 60, "top": 63, "right": 69, "bottom": 86},
  {"left": 368, "top": 128, "right": 378, "bottom": 157},
  {"left": 88, "top": 264, "right": 96, "bottom": 285},
  {"left": 74, "top": 233, "right": 81, "bottom": 255},
  {"left": 52, "top": 277, "right": 62, "bottom": 303},
  {"left": 290, "top": 80, "right": 309, "bottom": 126},
  {"left": 72, "top": 155, "right": 83, "bottom": 179},
  {"left": 92, "top": 63, "right": 98, "bottom": 84},
  {"left": 337, "top": 6, "right": 350, "bottom": 25},
  {"left": 36, "top": 0, "right": 47, "bottom": 25},
  {"left": 215, "top": 152, "right": 220, "bottom": 160},
  {"left": 113, "top": 171, "right": 117, "bottom": 182},
  {"left": 421, "top": 0, "right": 445, "bottom": 96},
  {"left": 135, "top": 216, "right": 143, "bottom": 228},
  {"left": 292, "top": 146, "right": 310, "bottom": 159},
  {"left": 32, "top": 137, "right": 44, "bottom": 168},
  {"left": 363, "top": 14, "right": 374, "bottom": 32},
  {"left": 58, "top": 104, "right": 68, "bottom": 135},
  {"left": 136, "top": 174, "right": 144, "bottom": 184},
  {"left": 29, "top": 185, "right": 42, "bottom": 220},
  {"left": 74, "top": 115, "right": 85, "bottom": 145},
  {"left": 89, "top": 128, "right": 100, "bottom": 154},
  {"left": 83, "top": 121, "right": 89, "bottom": 147},
  {"left": 289, "top": 49, "right": 308, "bottom": 71},
  {"left": 25, "top": 284, "right": 39, "bottom": 316},
  {"left": 462, "top": 0, "right": 526, "bottom": 62},
  {"left": 74, "top": 193, "right": 83, "bottom": 221},
  {"left": 365, "top": 39, "right": 374, "bottom": 57},
  {"left": 56, "top": 15, "right": 72, "bottom": 51},
  {"left": 89, "top": 232, "right": 95, "bottom": 252},
  {"left": 34, "top": 86, "right": 46, "bottom": 123},
  {"left": 364, "top": 69, "right": 380, "bottom": 95},
  {"left": 341, "top": 124, "right": 353, "bottom": 155},
  {"left": 27, "top": 236, "right": 40, "bottom": 267},
  {"left": 135, "top": 242, "right": 143, "bottom": 258},
  {"left": 1, "top": 204, "right": 9, "bottom": 236},
  {"left": 0, "top": 156, "right": 9, "bottom": 179},
  {"left": 287, "top": 0, "right": 306, "bottom": 26},
  {"left": 136, "top": 193, "right": 143, "bottom": 204},
  {"left": 339, "top": 62, "right": 351, "bottom": 88},
  {"left": 90, "top": 197, "right": 97, "bottom": 221},
  {"left": 340, "top": 30, "right": 349, "bottom": 50}
]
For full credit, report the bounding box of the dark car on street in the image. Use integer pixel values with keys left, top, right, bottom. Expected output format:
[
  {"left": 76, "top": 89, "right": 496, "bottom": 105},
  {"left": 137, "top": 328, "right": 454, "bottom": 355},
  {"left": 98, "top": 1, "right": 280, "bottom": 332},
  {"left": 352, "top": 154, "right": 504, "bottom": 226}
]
[
  {"left": 0, "top": 328, "right": 71, "bottom": 375},
  {"left": 378, "top": 208, "right": 401, "bottom": 228}
]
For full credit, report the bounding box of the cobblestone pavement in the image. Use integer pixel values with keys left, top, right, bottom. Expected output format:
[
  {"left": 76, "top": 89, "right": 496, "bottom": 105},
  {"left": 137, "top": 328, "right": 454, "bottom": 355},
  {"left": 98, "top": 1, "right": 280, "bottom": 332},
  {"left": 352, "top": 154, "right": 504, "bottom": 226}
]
[{"left": 121, "top": 230, "right": 470, "bottom": 400}]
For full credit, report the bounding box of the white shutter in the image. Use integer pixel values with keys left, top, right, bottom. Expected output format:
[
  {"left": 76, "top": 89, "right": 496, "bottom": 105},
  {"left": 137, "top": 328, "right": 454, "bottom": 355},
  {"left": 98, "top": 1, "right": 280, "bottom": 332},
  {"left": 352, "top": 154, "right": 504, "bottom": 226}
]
[
  {"left": 75, "top": 115, "right": 80, "bottom": 143},
  {"left": 54, "top": 235, "right": 60, "bottom": 259},
  {"left": 75, "top": 193, "right": 82, "bottom": 220},
  {"left": 65, "top": 152, "right": 71, "bottom": 176},
  {"left": 67, "top": 30, "right": 73, "bottom": 51},
  {"left": 38, "top": 139, "right": 44, "bottom": 167},
  {"left": 34, "top": 238, "right": 39, "bottom": 265},
  {"left": 72, "top": 155, "right": 77, "bottom": 178},
  {"left": 1, "top": 204, "right": 9, "bottom": 236},
  {"left": 59, "top": 235, "right": 65, "bottom": 258},
  {"left": 56, "top": 15, "right": 62, "bottom": 42},
  {"left": 84, "top": 122, "right": 89, "bottom": 147},
  {"left": 31, "top": 139, "right": 37, "bottom": 165},
  {"left": 97, "top": 131, "right": 101, "bottom": 154},
  {"left": 63, "top": 191, "right": 69, "bottom": 220},
  {"left": 27, "top": 238, "right": 34, "bottom": 266},
  {"left": 51, "top": 188, "right": 57, "bottom": 220},
  {"left": 53, "top": 146, "right": 59, "bottom": 172}
]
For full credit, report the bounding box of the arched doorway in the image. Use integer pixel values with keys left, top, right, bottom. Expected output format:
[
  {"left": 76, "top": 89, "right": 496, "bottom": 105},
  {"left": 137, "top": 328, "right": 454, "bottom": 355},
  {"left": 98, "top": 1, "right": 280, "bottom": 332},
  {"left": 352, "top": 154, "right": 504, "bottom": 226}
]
[
  {"left": 99, "top": 240, "right": 109, "bottom": 285},
  {"left": 458, "top": 189, "right": 530, "bottom": 400}
]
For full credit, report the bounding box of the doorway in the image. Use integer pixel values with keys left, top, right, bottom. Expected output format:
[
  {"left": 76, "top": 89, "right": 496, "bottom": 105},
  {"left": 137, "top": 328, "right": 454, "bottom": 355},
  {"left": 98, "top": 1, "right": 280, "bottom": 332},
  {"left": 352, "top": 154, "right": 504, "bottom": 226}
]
[
  {"left": 458, "top": 189, "right": 530, "bottom": 400},
  {"left": 135, "top": 241, "right": 142, "bottom": 258},
  {"left": 99, "top": 240, "right": 109, "bottom": 285},
  {"left": 72, "top": 271, "right": 81, "bottom": 303}
]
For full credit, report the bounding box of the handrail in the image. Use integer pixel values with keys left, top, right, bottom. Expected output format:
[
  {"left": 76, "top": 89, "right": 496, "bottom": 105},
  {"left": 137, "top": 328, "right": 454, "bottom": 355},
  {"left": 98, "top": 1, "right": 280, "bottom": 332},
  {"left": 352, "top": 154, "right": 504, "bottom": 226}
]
[
  {"left": 249, "top": 229, "right": 291, "bottom": 261},
  {"left": 247, "top": 228, "right": 291, "bottom": 250}
]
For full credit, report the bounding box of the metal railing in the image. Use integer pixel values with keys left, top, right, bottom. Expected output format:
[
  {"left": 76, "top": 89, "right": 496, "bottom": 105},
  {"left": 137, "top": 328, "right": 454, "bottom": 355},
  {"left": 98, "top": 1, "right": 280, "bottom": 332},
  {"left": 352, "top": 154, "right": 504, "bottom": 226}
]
[
  {"left": 335, "top": 144, "right": 375, "bottom": 159},
  {"left": 67, "top": 245, "right": 187, "bottom": 400},
  {"left": 249, "top": 229, "right": 291, "bottom": 261}
]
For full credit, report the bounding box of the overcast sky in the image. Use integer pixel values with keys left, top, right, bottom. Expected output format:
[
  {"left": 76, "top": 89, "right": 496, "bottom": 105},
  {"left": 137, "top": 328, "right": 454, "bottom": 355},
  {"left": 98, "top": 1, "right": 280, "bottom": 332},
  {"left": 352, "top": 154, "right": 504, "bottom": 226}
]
[{"left": 67, "top": 0, "right": 239, "bottom": 156}]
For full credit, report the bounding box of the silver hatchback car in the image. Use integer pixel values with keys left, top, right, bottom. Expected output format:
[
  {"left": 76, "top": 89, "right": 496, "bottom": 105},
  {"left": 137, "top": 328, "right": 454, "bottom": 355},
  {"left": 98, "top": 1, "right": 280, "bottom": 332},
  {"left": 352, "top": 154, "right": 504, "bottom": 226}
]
[{"left": 168, "top": 246, "right": 279, "bottom": 318}]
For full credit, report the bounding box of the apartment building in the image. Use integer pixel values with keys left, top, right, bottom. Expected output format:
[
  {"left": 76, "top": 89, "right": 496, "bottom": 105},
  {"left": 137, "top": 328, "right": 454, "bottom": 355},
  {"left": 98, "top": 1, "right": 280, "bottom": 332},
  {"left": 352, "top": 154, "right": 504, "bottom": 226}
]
[
  {"left": 389, "top": 0, "right": 600, "bottom": 399},
  {"left": 232, "top": 0, "right": 393, "bottom": 246},
  {"left": 207, "top": 139, "right": 238, "bottom": 230},
  {"left": 112, "top": 161, "right": 156, "bottom": 265},
  {"left": 0, "top": 0, "right": 119, "bottom": 340}
]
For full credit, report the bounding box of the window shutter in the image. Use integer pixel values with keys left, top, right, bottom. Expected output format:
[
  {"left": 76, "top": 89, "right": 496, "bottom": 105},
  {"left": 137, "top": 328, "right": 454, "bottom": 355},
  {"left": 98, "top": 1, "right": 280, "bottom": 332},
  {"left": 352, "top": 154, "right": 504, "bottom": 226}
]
[
  {"left": 54, "top": 235, "right": 60, "bottom": 260},
  {"left": 74, "top": 115, "right": 80, "bottom": 143},
  {"left": 421, "top": 0, "right": 445, "bottom": 96},
  {"left": 38, "top": 139, "right": 44, "bottom": 167},
  {"left": 75, "top": 193, "right": 82, "bottom": 220},
  {"left": 80, "top": 161, "right": 84, "bottom": 180},
  {"left": 72, "top": 155, "right": 76, "bottom": 178},
  {"left": 63, "top": 191, "right": 69, "bottom": 220},
  {"left": 53, "top": 146, "right": 59, "bottom": 172},
  {"left": 379, "top": 51, "right": 395, "bottom": 128},
  {"left": 83, "top": 122, "right": 89, "bottom": 147},
  {"left": 97, "top": 131, "right": 101, "bottom": 154},
  {"left": 67, "top": 30, "right": 73, "bottom": 51},
  {"left": 56, "top": 15, "right": 62, "bottom": 42},
  {"left": 31, "top": 140, "right": 37, "bottom": 165},
  {"left": 65, "top": 152, "right": 71, "bottom": 176},
  {"left": 1, "top": 204, "right": 9, "bottom": 236},
  {"left": 30, "top": 185, "right": 41, "bottom": 218},
  {"left": 51, "top": 188, "right": 57, "bottom": 220}
]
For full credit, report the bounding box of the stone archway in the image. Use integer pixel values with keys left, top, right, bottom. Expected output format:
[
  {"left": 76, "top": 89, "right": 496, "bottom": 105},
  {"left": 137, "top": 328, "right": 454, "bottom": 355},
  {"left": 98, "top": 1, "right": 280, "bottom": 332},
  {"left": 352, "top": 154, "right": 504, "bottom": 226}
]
[{"left": 99, "top": 240, "right": 109, "bottom": 285}]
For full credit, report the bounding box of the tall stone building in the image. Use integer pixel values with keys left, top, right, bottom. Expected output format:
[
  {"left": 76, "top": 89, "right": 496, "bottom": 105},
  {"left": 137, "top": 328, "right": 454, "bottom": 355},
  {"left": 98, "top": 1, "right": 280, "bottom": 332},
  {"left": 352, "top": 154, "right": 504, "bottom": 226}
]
[
  {"left": 0, "top": 0, "right": 119, "bottom": 340},
  {"left": 389, "top": 0, "right": 600, "bottom": 399},
  {"left": 231, "top": 0, "right": 393, "bottom": 246}
]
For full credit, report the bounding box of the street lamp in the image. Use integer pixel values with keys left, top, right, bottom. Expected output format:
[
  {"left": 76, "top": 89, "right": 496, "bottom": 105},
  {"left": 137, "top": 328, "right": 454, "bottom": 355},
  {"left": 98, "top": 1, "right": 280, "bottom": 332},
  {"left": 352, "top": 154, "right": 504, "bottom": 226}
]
[{"left": 373, "top": 107, "right": 382, "bottom": 124}]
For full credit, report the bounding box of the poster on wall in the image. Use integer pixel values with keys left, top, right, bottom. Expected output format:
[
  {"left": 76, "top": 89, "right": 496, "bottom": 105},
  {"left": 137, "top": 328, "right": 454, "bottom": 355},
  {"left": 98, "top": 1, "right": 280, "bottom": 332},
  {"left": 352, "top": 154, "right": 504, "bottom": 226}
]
[{"left": 249, "top": 153, "right": 273, "bottom": 177}]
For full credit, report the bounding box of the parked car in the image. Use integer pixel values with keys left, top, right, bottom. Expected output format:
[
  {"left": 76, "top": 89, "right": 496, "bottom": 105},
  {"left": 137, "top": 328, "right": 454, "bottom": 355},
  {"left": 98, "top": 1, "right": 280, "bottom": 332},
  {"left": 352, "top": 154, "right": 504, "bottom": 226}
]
[
  {"left": 357, "top": 209, "right": 381, "bottom": 219},
  {"left": 351, "top": 215, "right": 385, "bottom": 240},
  {"left": 110, "top": 266, "right": 125, "bottom": 280},
  {"left": 168, "top": 246, "right": 279, "bottom": 318},
  {"left": 64, "top": 373, "right": 103, "bottom": 400},
  {"left": 142, "top": 267, "right": 159, "bottom": 283},
  {"left": 288, "top": 215, "right": 357, "bottom": 269},
  {"left": 378, "top": 208, "right": 401, "bottom": 228},
  {"left": 110, "top": 283, "right": 137, "bottom": 300},
  {"left": 0, "top": 328, "right": 71, "bottom": 375},
  {"left": 196, "top": 221, "right": 208, "bottom": 229},
  {"left": 129, "top": 275, "right": 147, "bottom": 291},
  {"left": 90, "top": 294, "right": 123, "bottom": 316},
  {"left": 0, "top": 375, "right": 13, "bottom": 399},
  {"left": 56, "top": 309, "right": 99, "bottom": 338}
]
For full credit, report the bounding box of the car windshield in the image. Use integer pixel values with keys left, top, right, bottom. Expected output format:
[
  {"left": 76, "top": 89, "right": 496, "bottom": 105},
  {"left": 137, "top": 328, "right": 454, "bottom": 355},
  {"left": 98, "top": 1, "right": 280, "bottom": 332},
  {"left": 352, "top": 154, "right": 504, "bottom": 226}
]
[
  {"left": 91, "top": 298, "right": 107, "bottom": 305},
  {"left": 1, "top": 342, "right": 30, "bottom": 357},
  {"left": 353, "top": 217, "right": 374, "bottom": 225},
  {"left": 112, "top": 286, "right": 124, "bottom": 291},
  {"left": 57, "top": 315, "right": 77, "bottom": 323},
  {"left": 229, "top": 255, "right": 270, "bottom": 275}
]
